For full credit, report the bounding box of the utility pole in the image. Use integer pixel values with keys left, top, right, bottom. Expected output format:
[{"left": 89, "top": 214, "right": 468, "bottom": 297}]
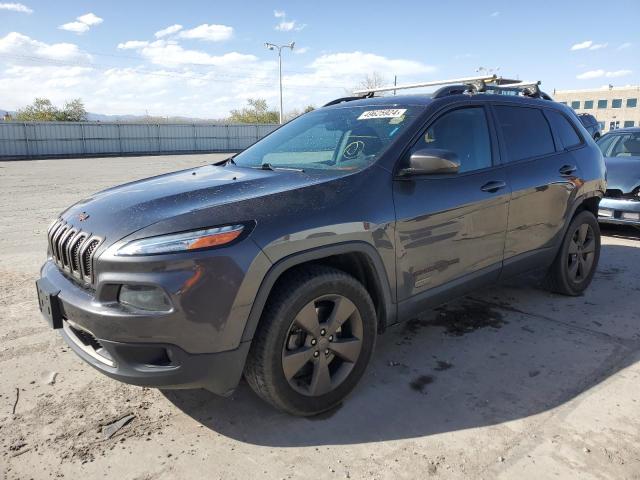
[{"left": 265, "top": 42, "right": 295, "bottom": 124}]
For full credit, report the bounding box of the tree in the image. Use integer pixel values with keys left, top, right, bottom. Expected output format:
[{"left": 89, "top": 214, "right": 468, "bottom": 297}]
[
  {"left": 59, "top": 99, "right": 87, "bottom": 122},
  {"left": 15, "top": 98, "right": 59, "bottom": 121},
  {"left": 15, "top": 97, "right": 87, "bottom": 122},
  {"left": 228, "top": 98, "right": 279, "bottom": 124},
  {"left": 350, "top": 72, "right": 389, "bottom": 96},
  {"left": 303, "top": 105, "right": 315, "bottom": 113}
]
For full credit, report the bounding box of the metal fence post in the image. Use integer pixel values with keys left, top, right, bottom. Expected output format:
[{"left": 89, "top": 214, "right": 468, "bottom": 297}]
[
  {"left": 193, "top": 124, "right": 197, "bottom": 151},
  {"left": 81, "top": 123, "right": 86, "bottom": 154},
  {"left": 117, "top": 123, "right": 123, "bottom": 153},
  {"left": 23, "top": 122, "right": 30, "bottom": 157},
  {"left": 157, "top": 124, "right": 161, "bottom": 152}
]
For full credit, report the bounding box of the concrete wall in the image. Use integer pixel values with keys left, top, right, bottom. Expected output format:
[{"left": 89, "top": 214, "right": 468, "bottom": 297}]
[
  {"left": 553, "top": 86, "right": 640, "bottom": 133},
  {"left": 0, "top": 122, "right": 279, "bottom": 159}
]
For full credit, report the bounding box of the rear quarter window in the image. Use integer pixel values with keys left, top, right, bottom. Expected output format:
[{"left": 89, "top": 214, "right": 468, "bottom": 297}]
[
  {"left": 494, "top": 106, "right": 555, "bottom": 162},
  {"left": 546, "top": 110, "right": 582, "bottom": 149}
]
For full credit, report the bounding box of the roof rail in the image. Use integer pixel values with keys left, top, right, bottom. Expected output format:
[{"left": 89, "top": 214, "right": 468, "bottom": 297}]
[
  {"left": 352, "top": 75, "right": 498, "bottom": 95},
  {"left": 323, "top": 94, "right": 372, "bottom": 107},
  {"left": 351, "top": 75, "right": 552, "bottom": 100}
]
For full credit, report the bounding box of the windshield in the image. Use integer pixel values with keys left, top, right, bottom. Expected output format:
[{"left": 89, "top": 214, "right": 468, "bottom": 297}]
[
  {"left": 232, "top": 105, "right": 421, "bottom": 171},
  {"left": 598, "top": 132, "right": 640, "bottom": 158}
]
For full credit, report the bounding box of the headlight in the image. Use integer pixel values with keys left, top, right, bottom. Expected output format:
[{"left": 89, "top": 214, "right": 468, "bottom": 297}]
[{"left": 116, "top": 224, "right": 245, "bottom": 256}]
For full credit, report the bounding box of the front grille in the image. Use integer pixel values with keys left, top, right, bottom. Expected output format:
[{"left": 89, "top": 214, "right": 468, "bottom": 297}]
[{"left": 48, "top": 219, "right": 102, "bottom": 286}]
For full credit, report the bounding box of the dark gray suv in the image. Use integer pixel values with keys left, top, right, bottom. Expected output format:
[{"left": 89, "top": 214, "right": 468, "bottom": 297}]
[{"left": 37, "top": 81, "right": 606, "bottom": 415}]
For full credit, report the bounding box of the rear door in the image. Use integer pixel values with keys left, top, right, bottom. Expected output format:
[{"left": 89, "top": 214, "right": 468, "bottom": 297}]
[
  {"left": 492, "top": 105, "right": 583, "bottom": 267},
  {"left": 393, "top": 104, "right": 510, "bottom": 304}
]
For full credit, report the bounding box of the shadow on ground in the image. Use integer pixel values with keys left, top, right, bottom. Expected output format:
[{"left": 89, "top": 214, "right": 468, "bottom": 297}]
[{"left": 163, "top": 232, "right": 640, "bottom": 447}]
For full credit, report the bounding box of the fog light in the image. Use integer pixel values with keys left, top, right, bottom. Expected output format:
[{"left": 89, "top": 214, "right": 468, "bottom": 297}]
[
  {"left": 622, "top": 212, "right": 640, "bottom": 221},
  {"left": 119, "top": 285, "right": 171, "bottom": 312}
]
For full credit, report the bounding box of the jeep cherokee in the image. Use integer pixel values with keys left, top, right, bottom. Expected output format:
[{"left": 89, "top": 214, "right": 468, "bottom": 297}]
[{"left": 36, "top": 77, "right": 607, "bottom": 416}]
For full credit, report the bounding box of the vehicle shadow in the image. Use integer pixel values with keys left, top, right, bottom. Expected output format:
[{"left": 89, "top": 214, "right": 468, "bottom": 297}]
[{"left": 163, "top": 240, "right": 640, "bottom": 447}]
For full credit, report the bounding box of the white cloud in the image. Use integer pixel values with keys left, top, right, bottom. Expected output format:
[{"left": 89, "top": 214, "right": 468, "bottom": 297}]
[
  {"left": 273, "top": 10, "right": 306, "bottom": 32},
  {"left": 0, "top": 32, "right": 441, "bottom": 119},
  {"left": 576, "top": 69, "right": 603, "bottom": 79},
  {"left": 308, "top": 51, "right": 435, "bottom": 77},
  {"left": 59, "top": 12, "right": 103, "bottom": 35},
  {"left": 0, "top": 2, "right": 32, "bottom": 13},
  {"left": 571, "top": 40, "right": 593, "bottom": 51},
  {"left": 178, "top": 24, "right": 233, "bottom": 42},
  {"left": 571, "top": 40, "right": 609, "bottom": 51},
  {"left": 576, "top": 69, "right": 632, "bottom": 80},
  {"left": 617, "top": 42, "right": 632, "bottom": 50},
  {"left": 155, "top": 24, "right": 183, "bottom": 38},
  {"left": 490, "top": 11, "right": 500, "bottom": 17},
  {"left": 59, "top": 22, "right": 90, "bottom": 34},
  {"left": 294, "top": 46, "right": 309, "bottom": 54},
  {"left": 589, "top": 42, "right": 608, "bottom": 50},
  {"left": 0, "top": 32, "right": 91, "bottom": 62},
  {"left": 117, "top": 40, "right": 149, "bottom": 50},
  {"left": 77, "top": 13, "right": 103, "bottom": 26},
  {"left": 123, "top": 39, "right": 256, "bottom": 67}
]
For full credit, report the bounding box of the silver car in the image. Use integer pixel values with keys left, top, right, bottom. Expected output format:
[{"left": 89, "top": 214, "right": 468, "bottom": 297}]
[{"left": 597, "top": 128, "right": 640, "bottom": 228}]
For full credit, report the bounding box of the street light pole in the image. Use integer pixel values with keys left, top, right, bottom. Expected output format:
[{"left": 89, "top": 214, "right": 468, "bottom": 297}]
[{"left": 265, "top": 42, "right": 295, "bottom": 124}]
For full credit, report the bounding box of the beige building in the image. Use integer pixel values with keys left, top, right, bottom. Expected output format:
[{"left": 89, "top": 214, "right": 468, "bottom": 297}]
[{"left": 553, "top": 85, "right": 640, "bottom": 133}]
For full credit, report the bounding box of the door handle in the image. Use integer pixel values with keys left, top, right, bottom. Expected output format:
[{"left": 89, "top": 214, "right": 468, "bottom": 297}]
[
  {"left": 559, "top": 164, "right": 577, "bottom": 176},
  {"left": 480, "top": 180, "right": 507, "bottom": 193}
]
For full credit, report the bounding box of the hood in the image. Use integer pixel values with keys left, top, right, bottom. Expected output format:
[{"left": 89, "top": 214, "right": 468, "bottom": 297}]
[
  {"left": 604, "top": 156, "right": 640, "bottom": 193},
  {"left": 60, "top": 164, "right": 335, "bottom": 244}
]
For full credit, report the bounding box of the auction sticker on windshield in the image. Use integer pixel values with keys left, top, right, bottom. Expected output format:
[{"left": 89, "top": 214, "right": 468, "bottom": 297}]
[{"left": 358, "top": 109, "right": 407, "bottom": 120}]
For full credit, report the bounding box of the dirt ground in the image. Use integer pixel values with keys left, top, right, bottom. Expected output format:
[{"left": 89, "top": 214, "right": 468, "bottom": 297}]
[{"left": 1, "top": 155, "right": 639, "bottom": 480}]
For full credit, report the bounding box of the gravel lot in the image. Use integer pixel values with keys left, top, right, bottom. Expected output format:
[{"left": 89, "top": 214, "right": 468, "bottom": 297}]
[{"left": 1, "top": 155, "right": 639, "bottom": 479}]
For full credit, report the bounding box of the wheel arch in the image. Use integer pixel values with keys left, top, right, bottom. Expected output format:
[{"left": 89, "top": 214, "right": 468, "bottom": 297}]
[{"left": 240, "top": 242, "right": 396, "bottom": 343}]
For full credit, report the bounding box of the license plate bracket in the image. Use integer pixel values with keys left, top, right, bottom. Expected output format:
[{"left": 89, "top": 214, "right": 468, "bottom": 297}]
[{"left": 36, "top": 279, "right": 63, "bottom": 329}]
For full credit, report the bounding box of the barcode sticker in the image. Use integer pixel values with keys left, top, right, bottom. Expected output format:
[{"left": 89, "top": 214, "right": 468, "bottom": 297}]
[{"left": 358, "top": 109, "right": 407, "bottom": 120}]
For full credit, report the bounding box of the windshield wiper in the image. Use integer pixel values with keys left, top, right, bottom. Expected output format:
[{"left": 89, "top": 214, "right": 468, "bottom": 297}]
[
  {"left": 213, "top": 156, "right": 237, "bottom": 167},
  {"left": 258, "top": 163, "right": 305, "bottom": 172}
]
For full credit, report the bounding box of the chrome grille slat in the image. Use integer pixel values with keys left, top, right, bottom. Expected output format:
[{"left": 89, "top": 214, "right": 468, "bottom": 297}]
[{"left": 47, "top": 218, "right": 102, "bottom": 287}]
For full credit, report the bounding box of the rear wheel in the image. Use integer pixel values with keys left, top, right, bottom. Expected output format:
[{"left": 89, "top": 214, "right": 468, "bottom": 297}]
[
  {"left": 244, "top": 265, "right": 377, "bottom": 416},
  {"left": 547, "top": 210, "right": 601, "bottom": 295}
]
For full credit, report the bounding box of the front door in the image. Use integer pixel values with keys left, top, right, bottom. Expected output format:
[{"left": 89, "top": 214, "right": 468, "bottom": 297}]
[{"left": 393, "top": 105, "right": 510, "bottom": 304}]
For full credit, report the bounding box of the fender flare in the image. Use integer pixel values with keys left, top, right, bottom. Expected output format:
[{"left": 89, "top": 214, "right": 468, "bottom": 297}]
[{"left": 240, "top": 241, "right": 396, "bottom": 343}]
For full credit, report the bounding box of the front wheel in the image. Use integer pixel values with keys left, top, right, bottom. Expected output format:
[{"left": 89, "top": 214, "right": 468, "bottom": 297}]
[
  {"left": 547, "top": 210, "right": 601, "bottom": 296},
  {"left": 244, "top": 266, "right": 377, "bottom": 416}
]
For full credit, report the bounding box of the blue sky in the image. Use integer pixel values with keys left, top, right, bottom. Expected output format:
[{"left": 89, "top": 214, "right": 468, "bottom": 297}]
[{"left": 0, "top": 0, "right": 638, "bottom": 118}]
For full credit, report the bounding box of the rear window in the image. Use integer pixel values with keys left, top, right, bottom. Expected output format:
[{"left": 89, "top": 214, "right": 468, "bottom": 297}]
[
  {"left": 494, "top": 106, "right": 555, "bottom": 162},
  {"left": 546, "top": 111, "right": 582, "bottom": 149}
]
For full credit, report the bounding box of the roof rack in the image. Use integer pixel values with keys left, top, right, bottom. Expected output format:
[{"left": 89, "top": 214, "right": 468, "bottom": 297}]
[
  {"left": 352, "top": 75, "right": 498, "bottom": 95},
  {"left": 350, "top": 75, "right": 553, "bottom": 101}
]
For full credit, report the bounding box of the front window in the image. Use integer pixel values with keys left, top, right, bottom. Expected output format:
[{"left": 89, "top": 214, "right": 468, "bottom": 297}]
[
  {"left": 612, "top": 99, "right": 622, "bottom": 109},
  {"left": 232, "top": 106, "right": 421, "bottom": 172},
  {"left": 571, "top": 100, "right": 581, "bottom": 109},
  {"left": 584, "top": 100, "right": 594, "bottom": 109},
  {"left": 627, "top": 98, "right": 638, "bottom": 108},
  {"left": 598, "top": 100, "right": 607, "bottom": 109}
]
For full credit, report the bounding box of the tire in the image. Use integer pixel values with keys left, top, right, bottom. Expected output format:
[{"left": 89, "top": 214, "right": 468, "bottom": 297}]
[
  {"left": 244, "top": 265, "right": 377, "bottom": 416},
  {"left": 547, "top": 210, "right": 601, "bottom": 296}
]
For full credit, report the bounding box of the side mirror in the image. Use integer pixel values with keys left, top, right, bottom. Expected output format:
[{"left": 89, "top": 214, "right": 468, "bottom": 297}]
[{"left": 399, "top": 148, "right": 460, "bottom": 176}]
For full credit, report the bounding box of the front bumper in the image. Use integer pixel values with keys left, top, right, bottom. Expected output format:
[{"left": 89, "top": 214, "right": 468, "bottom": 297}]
[
  {"left": 598, "top": 197, "right": 640, "bottom": 226},
  {"left": 60, "top": 318, "right": 250, "bottom": 394},
  {"left": 37, "top": 244, "right": 269, "bottom": 394}
]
